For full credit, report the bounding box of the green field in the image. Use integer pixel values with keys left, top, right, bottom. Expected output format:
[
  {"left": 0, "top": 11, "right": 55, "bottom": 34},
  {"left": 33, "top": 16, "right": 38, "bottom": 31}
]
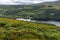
[{"left": 0, "top": 18, "right": 59, "bottom": 40}]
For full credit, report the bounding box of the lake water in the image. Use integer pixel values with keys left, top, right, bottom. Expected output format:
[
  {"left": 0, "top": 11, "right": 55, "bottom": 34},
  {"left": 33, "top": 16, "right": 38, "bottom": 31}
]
[
  {"left": 38, "top": 21, "right": 60, "bottom": 26},
  {"left": 16, "top": 18, "right": 60, "bottom": 26}
]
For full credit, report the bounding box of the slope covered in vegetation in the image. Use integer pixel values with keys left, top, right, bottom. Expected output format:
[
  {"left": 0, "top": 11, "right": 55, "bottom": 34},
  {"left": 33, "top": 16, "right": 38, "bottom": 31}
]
[
  {"left": 0, "top": 3, "right": 60, "bottom": 21},
  {"left": 0, "top": 18, "right": 60, "bottom": 40}
]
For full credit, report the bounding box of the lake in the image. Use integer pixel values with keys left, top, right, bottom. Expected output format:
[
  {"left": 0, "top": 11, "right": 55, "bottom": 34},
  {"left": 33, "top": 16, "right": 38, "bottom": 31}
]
[
  {"left": 38, "top": 21, "right": 60, "bottom": 26},
  {"left": 16, "top": 18, "right": 60, "bottom": 26}
]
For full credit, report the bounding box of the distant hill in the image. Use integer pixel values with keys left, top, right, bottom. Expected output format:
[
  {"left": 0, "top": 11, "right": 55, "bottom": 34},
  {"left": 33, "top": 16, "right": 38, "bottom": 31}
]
[
  {"left": 0, "top": 1, "right": 60, "bottom": 21},
  {"left": 0, "top": 1, "right": 60, "bottom": 9}
]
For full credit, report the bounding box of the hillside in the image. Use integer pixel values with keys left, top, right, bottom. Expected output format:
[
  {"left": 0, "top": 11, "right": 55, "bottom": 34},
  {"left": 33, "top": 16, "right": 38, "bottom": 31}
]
[
  {"left": 41, "top": 1, "right": 60, "bottom": 9},
  {"left": 0, "top": 18, "right": 59, "bottom": 40},
  {"left": 0, "top": 1, "right": 60, "bottom": 21}
]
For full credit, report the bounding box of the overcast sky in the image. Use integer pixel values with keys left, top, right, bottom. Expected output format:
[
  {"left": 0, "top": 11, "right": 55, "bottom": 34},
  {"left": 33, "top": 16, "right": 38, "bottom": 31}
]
[{"left": 0, "top": 0, "right": 58, "bottom": 5}]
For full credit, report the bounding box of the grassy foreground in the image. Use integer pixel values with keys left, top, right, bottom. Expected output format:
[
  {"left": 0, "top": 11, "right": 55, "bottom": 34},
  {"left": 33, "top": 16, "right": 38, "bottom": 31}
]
[{"left": 0, "top": 18, "right": 59, "bottom": 40}]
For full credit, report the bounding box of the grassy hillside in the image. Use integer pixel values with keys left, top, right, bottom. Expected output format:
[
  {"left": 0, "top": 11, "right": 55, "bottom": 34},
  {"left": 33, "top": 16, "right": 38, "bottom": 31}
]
[{"left": 0, "top": 18, "right": 59, "bottom": 40}]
